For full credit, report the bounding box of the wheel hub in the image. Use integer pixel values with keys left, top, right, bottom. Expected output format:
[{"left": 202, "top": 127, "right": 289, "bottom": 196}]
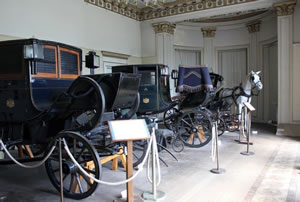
[{"left": 63, "top": 161, "right": 77, "bottom": 174}]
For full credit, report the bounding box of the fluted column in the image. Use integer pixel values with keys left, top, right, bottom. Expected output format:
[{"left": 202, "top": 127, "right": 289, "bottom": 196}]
[
  {"left": 201, "top": 27, "right": 216, "bottom": 72},
  {"left": 273, "top": 0, "right": 296, "bottom": 125},
  {"left": 152, "top": 22, "right": 176, "bottom": 95}
]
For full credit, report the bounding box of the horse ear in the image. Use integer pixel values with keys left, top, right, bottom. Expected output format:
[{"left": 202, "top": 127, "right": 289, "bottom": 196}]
[{"left": 256, "top": 71, "right": 261, "bottom": 75}]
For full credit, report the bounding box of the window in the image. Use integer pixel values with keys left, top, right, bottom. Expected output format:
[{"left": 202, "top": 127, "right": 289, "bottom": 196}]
[
  {"left": 59, "top": 48, "right": 80, "bottom": 79},
  {"left": 34, "top": 45, "right": 57, "bottom": 78}
]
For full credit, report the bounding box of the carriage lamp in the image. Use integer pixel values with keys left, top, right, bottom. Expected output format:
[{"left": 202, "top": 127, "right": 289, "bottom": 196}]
[
  {"left": 85, "top": 51, "right": 100, "bottom": 69},
  {"left": 24, "top": 43, "right": 44, "bottom": 60}
]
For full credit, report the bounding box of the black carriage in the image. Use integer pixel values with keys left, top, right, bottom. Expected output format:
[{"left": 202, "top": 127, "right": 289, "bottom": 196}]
[
  {"left": 112, "top": 64, "right": 215, "bottom": 148},
  {"left": 0, "top": 39, "right": 142, "bottom": 199}
]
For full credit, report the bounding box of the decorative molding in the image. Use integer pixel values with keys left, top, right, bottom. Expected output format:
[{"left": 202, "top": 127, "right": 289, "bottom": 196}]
[
  {"left": 101, "top": 51, "right": 130, "bottom": 59},
  {"left": 84, "top": 0, "right": 257, "bottom": 21},
  {"left": 273, "top": 0, "right": 297, "bottom": 16},
  {"left": 201, "top": 27, "right": 216, "bottom": 38},
  {"left": 152, "top": 22, "right": 176, "bottom": 34},
  {"left": 246, "top": 20, "right": 261, "bottom": 33}
]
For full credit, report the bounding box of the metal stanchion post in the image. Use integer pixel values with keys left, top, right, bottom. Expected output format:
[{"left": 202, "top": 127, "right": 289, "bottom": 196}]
[
  {"left": 142, "top": 129, "right": 166, "bottom": 201},
  {"left": 59, "top": 138, "right": 64, "bottom": 202},
  {"left": 210, "top": 121, "right": 226, "bottom": 174},
  {"left": 241, "top": 110, "right": 255, "bottom": 156}
]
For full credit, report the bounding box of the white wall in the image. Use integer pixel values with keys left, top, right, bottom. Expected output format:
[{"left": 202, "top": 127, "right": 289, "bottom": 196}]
[
  {"left": 215, "top": 27, "right": 249, "bottom": 47},
  {"left": 0, "top": 0, "right": 141, "bottom": 57},
  {"left": 259, "top": 16, "right": 277, "bottom": 42},
  {"left": 174, "top": 28, "right": 203, "bottom": 47},
  {"left": 294, "top": 0, "right": 300, "bottom": 43}
]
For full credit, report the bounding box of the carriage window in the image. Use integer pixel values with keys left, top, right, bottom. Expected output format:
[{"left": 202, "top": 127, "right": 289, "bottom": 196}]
[
  {"left": 60, "top": 48, "right": 80, "bottom": 79},
  {"left": 35, "top": 46, "right": 57, "bottom": 78},
  {"left": 0, "top": 45, "right": 23, "bottom": 78},
  {"left": 140, "top": 71, "right": 155, "bottom": 85}
]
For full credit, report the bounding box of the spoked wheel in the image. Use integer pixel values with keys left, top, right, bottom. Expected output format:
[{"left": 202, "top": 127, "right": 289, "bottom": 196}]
[
  {"left": 176, "top": 110, "right": 212, "bottom": 148},
  {"left": 45, "top": 131, "right": 101, "bottom": 200},
  {"left": 163, "top": 108, "right": 179, "bottom": 131},
  {"left": 217, "top": 118, "right": 226, "bottom": 136},
  {"left": 132, "top": 140, "right": 148, "bottom": 167}
]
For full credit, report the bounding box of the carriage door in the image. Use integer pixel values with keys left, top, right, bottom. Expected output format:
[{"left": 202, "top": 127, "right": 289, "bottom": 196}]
[{"left": 263, "top": 42, "right": 278, "bottom": 123}]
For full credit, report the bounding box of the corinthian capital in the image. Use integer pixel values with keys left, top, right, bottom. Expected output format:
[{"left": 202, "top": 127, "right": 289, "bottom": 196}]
[
  {"left": 201, "top": 27, "right": 216, "bottom": 38},
  {"left": 273, "top": 0, "right": 297, "bottom": 16},
  {"left": 246, "top": 20, "right": 261, "bottom": 33},
  {"left": 152, "top": 22, "right": 176, "bottom": 35}
]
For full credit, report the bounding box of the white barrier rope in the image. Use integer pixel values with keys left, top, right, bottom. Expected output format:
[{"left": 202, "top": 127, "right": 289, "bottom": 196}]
[
  {"left": 0, "top": 139, "right": 56, "bottom": 169},
  {"left": 63, "top": 131, "right": 157, "bottom": 186}
]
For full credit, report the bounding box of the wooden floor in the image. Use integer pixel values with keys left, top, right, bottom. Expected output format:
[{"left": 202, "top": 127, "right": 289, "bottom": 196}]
[{"left": 0, "top": 123, "right": 300, "bottom": 202}]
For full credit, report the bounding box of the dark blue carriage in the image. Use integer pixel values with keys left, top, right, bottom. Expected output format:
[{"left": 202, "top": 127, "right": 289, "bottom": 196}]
[
  {"left": 112, "top": 64, "right": 217, "bottom": 149},
  {"left": 0, "top": 39, "right": 142, "bottom": 199}
]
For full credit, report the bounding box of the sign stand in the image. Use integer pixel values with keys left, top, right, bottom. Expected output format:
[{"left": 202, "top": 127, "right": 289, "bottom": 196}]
[
  {"left": 108, "top": 119, "right": 151, "bottom": 202},
  {"left": 142, "top": 129, "right": 166, "bottom": 200},
  {"left": 240, "top": 102, "right": 255, "bottom": 156},
  {"left": 210, "top": 121, "right": 226, "bottom": 174}
]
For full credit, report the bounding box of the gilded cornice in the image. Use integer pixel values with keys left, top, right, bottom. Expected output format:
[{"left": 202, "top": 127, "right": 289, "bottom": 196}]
[
  {"left": 152, "top": 22, "right": 176, "bottom": 34},
  {"left": 273, "top": 0, "right": 297, "bottom": 16},
  {"left": 246, "top": 20, "right": 261, "bottom": 33},
  {"left": 84, "top": 0, "right": 257, "bottom": 21},
  {"left": 201, "top": 27, "right": 216, "bottom": 37}
]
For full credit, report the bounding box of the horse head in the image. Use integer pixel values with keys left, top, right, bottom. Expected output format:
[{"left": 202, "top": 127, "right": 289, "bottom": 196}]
[{"left": 250, "top": 71, "right": 263, "bottom": 90}]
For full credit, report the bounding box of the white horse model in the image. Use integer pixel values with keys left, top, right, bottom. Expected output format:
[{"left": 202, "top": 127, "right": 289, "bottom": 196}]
[{"left": 218, "top": 71, "right": 263, "bottom": 128}]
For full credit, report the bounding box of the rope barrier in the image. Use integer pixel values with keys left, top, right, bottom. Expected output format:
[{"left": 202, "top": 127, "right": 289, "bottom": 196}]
[{"left": 0, "top": 139, "right": 56, "bottom": 169}]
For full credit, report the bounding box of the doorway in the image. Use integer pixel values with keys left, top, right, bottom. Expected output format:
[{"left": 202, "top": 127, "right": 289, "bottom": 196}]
[{"left": 263, "top": 41, "right": 278, "bottom": 123}]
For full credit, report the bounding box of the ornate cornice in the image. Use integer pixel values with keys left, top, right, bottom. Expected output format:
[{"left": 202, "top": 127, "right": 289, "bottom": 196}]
[
  {"left": 273, "top": 0, "right": 297, "bottom": 16},
  {"left": 152, "top": 22, "right": 176, "bottom": 34},
  {"left": 84, "top": 0, "right": 257, "bottom": 21},
  {"left": 201, "top": 27, "right": 216, "bottom": 38},
  {"left": 246, "top": 20, "right": 261, "bottom": 33}
]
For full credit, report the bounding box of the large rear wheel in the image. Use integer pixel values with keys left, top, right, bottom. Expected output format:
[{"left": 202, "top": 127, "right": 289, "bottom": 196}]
[{"left": 45, "top": 131, "right": 101, "bottom": 200}]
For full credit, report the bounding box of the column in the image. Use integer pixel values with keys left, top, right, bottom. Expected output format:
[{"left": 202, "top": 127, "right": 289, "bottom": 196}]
[
  {"left": 152, "top": 22, "right": 176, "bottom": 68},
  {"left": 273, "top": 1, "right": 296, "bottom": 126},
  {"left": 152, "top": 22, "right": 176, "bottom": 96},
  {"left": 246, "top": 21, "right": 261, "bottom": 120},
  {"left": 201, "top": 27, "right": 216, "bottom": 72}
]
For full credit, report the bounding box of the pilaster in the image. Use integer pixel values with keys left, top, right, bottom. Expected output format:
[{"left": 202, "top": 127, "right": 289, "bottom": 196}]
[{"left": 273, "top": 1, "right": 297, "bottom": 135}]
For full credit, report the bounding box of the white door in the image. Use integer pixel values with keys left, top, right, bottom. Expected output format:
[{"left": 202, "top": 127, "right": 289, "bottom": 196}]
[
  {"left": 263, "top": 42, "right": 278, "bottom": 123},
  {"left": 217, "top": 48, "right": 247, "bottom": 88},
  {"left": 103, "top": 57, "right": 127, "bottom": 73}
]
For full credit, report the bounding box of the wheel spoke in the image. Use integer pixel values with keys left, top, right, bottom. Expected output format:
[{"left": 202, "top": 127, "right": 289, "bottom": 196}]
[
  {"left": 187, "top": 113, "right": 194, "bottom": 125},
  {"left": 76, "top": 174, "right": 84, "bottom": 194},
  {"left": 188, "top": 133, "right": 194, "bottom": 144},
  {"left": 68, "top": 174, "right": 75, "bottom": 193},
  {"left": 181, "top": 119, "right": 191, "bottom": 127},
  {"left": 79, "top": 170, "right": 93, "bottom": 187},
  {"left": 76, "top": 147, "right": 86, "bottom": 159}
]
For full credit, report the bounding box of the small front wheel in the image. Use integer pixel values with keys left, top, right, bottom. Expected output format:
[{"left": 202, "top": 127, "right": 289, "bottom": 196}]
[{"left": 176, "top": 110, "right": 212, "bottom": 148}]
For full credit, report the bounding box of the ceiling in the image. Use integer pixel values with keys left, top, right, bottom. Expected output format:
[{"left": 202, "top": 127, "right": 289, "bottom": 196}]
[{"left": 85, "top": 0, "right": 282, "bottom": 22}]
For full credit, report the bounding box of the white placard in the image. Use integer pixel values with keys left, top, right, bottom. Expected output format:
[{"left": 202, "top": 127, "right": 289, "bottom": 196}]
[
  {"left": 243, "top": 102, "right": 255, "bottom": 112},
  {"left": 108, "top": 119, "right": 151, "bottom": 142}
]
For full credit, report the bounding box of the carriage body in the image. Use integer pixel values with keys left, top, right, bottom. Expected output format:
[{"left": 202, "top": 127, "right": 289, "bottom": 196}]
[
  {"left": 0, "top": 39, "right": 141, "bottom": 144},
  {"left": 0, "top": 39, "right": 82, "bottom": 143},
  {"left": 112, "top": 64, "right": 173, "bottom": 115}
]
